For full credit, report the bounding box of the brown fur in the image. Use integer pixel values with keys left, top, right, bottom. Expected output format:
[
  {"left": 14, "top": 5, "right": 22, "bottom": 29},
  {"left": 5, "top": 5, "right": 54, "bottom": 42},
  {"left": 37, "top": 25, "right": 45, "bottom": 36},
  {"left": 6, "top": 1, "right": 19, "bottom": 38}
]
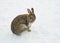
[{"left": 11, "top": 8, "right": 36, "bottom": 35}]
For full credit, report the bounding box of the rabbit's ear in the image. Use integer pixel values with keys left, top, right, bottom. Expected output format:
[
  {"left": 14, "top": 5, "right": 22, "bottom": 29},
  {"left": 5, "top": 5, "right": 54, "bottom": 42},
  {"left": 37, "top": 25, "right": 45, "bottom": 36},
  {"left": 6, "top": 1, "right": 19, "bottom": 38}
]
[
  {"left": 27, "top": 8, "right": 31, "bottom": 14},
  {"left": 31, "top": 8, "right": 34, "bottom": 14}
]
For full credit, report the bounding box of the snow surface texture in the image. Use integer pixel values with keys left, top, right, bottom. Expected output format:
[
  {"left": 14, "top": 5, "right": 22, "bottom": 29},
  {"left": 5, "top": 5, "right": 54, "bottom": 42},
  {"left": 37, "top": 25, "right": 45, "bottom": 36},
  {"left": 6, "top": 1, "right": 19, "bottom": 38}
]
[{"left": 0, "top": 0, "right": 60, "bottom": 43}]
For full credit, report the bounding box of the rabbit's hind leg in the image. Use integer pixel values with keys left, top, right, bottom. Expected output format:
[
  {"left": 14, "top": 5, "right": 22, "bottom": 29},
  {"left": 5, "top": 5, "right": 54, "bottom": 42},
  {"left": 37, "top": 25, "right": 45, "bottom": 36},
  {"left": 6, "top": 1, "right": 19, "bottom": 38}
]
[
  {"left": 18, "top": 24, "right": 29, "bottom": 32},
  {"left": 19, "top": 24, "right": 31, "bottom": 32},
  {"left": 13, "top": 24, "right": 28, "bottom": 35},
  {"left": 15, "top": 24, "right": 31, "bottom": 35}
]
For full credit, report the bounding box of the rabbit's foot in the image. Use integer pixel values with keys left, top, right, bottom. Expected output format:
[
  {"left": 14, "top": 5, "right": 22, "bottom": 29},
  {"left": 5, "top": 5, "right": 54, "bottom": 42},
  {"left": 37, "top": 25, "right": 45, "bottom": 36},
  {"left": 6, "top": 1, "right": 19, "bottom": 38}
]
[{"left": 28, "top": 29, "right": 31, "bottom": 32}]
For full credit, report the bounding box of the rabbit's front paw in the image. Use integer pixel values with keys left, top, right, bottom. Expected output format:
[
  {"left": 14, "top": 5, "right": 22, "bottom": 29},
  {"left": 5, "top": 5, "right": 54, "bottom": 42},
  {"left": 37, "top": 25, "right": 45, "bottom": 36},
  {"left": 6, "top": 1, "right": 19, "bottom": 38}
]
[{"left": 28, "top": 29, "right": 31, "bottom": 32}]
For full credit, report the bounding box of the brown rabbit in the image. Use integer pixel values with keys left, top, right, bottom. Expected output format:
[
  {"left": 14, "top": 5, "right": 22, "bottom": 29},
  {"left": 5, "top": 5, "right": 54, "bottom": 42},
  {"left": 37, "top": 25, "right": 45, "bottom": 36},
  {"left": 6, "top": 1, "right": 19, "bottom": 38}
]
[{"left": 11, "top": 8, "right": 36, "bottom": 35}]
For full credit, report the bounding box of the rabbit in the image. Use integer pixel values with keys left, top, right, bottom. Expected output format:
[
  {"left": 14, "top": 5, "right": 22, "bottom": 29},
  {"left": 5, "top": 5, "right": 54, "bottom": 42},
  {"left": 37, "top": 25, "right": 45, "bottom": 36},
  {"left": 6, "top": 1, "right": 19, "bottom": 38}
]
[{"left": 11, "top": 8, "right": 36, "bottom": 35}]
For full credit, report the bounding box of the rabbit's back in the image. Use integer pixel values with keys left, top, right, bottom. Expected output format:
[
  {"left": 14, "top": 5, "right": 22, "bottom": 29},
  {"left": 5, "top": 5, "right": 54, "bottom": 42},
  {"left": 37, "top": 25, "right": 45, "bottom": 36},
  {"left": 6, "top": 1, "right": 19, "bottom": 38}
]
[{"left": 12, "top": 14, "right": 29, "bottom": 25}]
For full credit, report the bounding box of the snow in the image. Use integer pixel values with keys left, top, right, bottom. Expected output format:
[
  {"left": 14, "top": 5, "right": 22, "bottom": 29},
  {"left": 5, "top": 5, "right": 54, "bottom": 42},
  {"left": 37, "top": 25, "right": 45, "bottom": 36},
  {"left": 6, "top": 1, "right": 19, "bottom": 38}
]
[{"left": 0, "top": 0, "right": 60, "bottom": 43}]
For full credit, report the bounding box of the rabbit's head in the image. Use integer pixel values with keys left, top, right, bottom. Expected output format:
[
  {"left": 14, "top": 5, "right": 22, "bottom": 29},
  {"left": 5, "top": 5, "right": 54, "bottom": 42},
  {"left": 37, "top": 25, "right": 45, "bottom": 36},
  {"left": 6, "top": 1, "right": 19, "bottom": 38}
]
[{"left": 27, "top": 8, "right": 36, "bottom": 23}]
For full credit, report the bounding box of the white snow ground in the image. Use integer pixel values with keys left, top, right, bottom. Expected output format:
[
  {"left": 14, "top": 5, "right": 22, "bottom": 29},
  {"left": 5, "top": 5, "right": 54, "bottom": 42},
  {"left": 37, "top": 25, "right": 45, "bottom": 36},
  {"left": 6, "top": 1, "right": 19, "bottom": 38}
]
[{"left": 0, "top": 0, "right": 60, "bottom": 43}]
